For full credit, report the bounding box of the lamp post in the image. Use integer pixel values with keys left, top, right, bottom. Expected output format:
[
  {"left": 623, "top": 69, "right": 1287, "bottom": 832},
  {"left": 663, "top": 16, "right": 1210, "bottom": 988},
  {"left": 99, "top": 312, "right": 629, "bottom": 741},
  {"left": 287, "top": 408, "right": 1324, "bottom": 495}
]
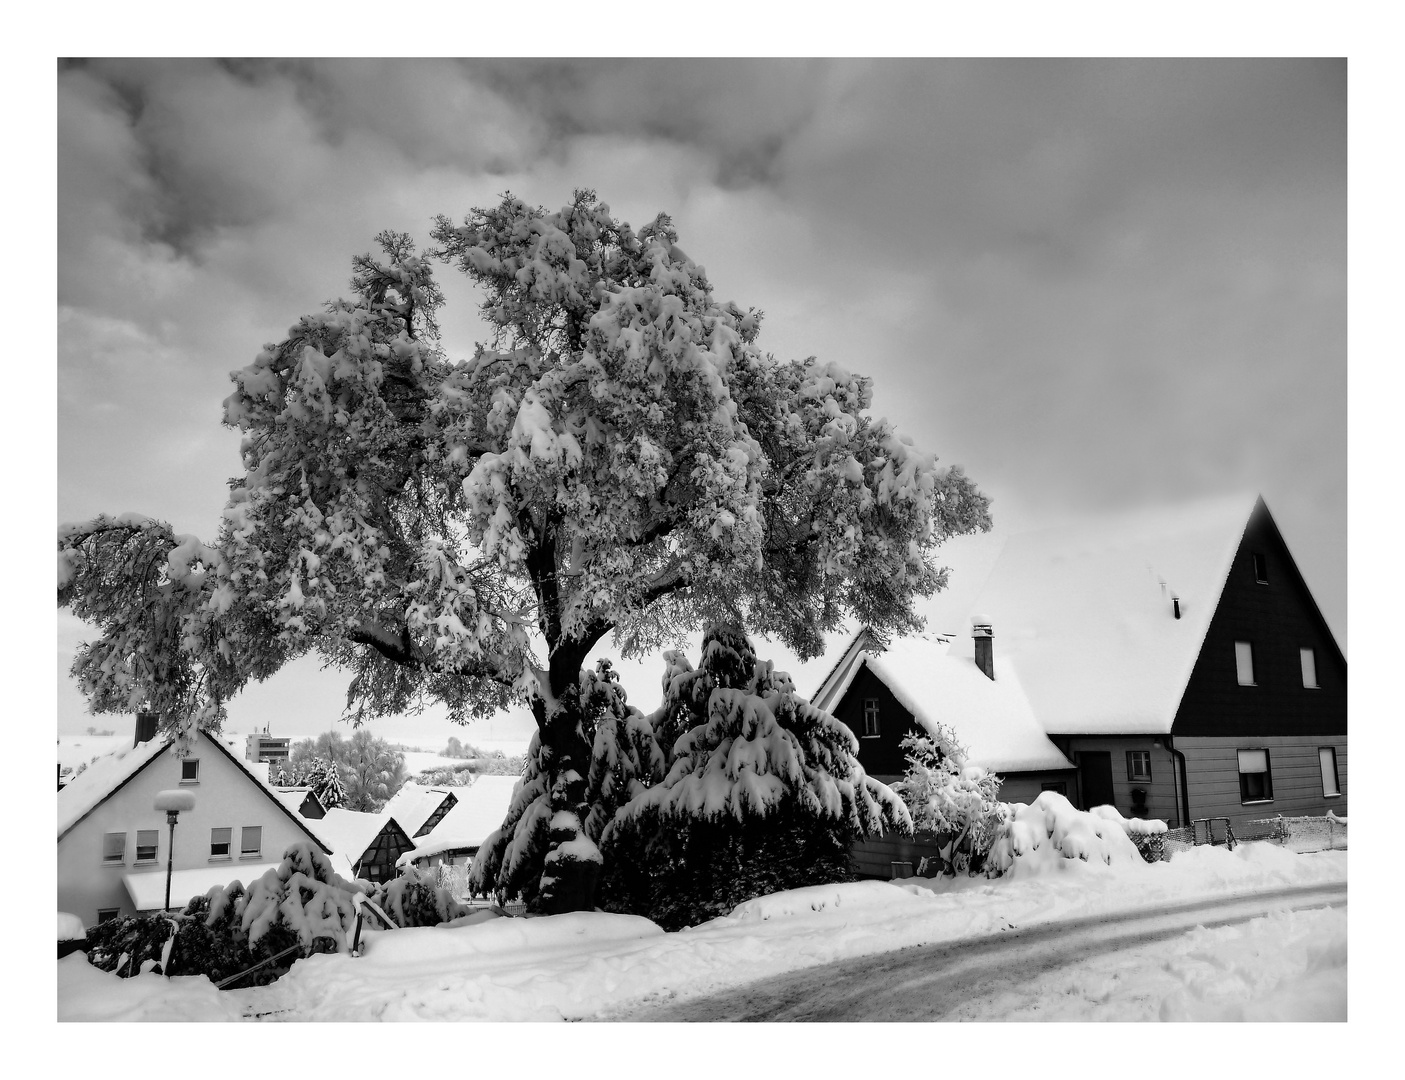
[{"left": 153, "top": 789, "right": 196, "bottom": 912}]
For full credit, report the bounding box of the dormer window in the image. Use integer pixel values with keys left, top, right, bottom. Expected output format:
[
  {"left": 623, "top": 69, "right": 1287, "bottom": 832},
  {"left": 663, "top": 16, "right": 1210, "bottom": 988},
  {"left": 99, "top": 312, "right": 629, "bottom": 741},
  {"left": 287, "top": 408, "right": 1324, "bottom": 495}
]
[
  {"left": 862, "top": 698, "right": 881, "bottom": 738},
  {"left": 1252, "top": 553, "right": 1268, "bottom": 584}
]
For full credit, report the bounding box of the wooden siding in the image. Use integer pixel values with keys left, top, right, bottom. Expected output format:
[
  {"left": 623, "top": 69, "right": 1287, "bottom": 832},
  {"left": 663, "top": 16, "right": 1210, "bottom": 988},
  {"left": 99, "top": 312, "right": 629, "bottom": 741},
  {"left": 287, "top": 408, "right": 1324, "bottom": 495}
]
[
  {"left": 1052, "top": 736, "right": 1182, "bottom": 826},
  {"left": 997, "top": 771, "right": 1079, "bottom": 808},
  {"left": 1175, "top": 734, "right": 1347, "bottom": 827},
  {"left": 1173, "top": 501, "right": 1346, "bottom": 740},
  {"left": 832, "top": 663, "right": 925, "bottom": 779},
  {"left": 851, "top": 834, "right": 947, "bottom": 879}
]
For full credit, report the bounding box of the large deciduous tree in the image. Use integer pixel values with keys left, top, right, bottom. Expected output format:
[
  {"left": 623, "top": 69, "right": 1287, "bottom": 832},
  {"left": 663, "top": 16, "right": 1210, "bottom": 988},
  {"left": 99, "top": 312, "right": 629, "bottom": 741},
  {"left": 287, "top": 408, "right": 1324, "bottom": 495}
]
[{"left": 58, "top": 190, "right": 990, "bottom": 913}]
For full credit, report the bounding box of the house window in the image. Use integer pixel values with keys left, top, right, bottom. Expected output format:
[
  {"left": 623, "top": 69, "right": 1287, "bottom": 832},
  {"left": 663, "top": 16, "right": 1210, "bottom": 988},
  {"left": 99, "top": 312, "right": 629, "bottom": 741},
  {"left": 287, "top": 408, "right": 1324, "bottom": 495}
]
[
  {"left": 1126, "top": 751, "right": 1152, "bottom": 782},
  {"left": 241, "top": 826, "right": 262, "bottom": 858},
  {"left": 1234, "top": 641, "right": 1255, "bottom": 686},
  {"left": 1237, "top": 748, "right": 1273, "bottom": 803},
  {"left": 210, "top": 827, "right": 232, "bottom": 858},
  {"left": 1040, "top": 781, "right": 1068, "bottom": 797},
  {"left": 1252, "top": 553, "right": 1268, "bottom": 583},
  {"left": 862, "top": 698, "right": 881, "bottom": 738},
  {"left": 1301, "top": 648, "right": 1319, "bottom": 689},
  {"left": 102, "top": 832, "right": 126, "bottom": 864},
  {"left": 180, "top": 758, "right": 200, "bottom": 783},
  {"left": 135, "top": 830, "right": 159, "bottom": 863},
  {"left": 1319, "top": 747, "right": 1340, "bottom": 797},
  {"left": 97, "top": 908, "right": 120, "bottom": 924}
]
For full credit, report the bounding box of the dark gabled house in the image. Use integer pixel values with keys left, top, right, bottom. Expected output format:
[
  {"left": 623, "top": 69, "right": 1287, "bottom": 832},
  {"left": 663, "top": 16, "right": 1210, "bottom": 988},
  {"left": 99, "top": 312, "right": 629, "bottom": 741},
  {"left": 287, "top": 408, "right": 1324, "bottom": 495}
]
[
  {"left": 812, "top": 493, "right": 1345, "bottom": 874},
  {"left": 315, "top": 809, "right": 417, "bottom": 885}
]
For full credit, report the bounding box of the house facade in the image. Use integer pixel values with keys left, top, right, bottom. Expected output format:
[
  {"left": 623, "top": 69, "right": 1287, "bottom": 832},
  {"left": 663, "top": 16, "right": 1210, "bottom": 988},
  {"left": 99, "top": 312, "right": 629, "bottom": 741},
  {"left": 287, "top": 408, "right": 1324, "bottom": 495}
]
[
  {"left": 58, "top": 725, "right": 332, "bottom": 928},
  {"left": 315, "top": 808, "right": 416, "bottom": 885},
  {"left": 812, "top": 494, "right": 1345, "bottom": 875}
]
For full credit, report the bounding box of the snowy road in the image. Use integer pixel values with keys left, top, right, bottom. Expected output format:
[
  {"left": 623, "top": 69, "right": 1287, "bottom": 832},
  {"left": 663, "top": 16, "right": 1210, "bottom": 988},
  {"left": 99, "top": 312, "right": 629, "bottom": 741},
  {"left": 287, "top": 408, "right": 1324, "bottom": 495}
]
[{"left": 620, "top": 882, "right": 1348, "bottom": 1021}]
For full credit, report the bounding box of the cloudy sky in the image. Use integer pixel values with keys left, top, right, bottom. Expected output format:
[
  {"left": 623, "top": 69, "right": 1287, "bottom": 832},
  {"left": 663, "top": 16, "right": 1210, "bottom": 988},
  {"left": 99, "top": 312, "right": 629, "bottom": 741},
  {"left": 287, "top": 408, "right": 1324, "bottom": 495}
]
[{"left": 55, "top": 58, "right": 1346, "bottom": 748}]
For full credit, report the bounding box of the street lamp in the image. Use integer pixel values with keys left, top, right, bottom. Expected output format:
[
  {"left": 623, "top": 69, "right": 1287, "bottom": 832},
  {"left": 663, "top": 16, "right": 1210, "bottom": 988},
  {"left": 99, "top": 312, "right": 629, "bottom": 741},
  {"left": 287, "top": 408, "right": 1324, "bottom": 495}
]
[{"left": 153, "top": 789, "right": 196, "bottom": 912}]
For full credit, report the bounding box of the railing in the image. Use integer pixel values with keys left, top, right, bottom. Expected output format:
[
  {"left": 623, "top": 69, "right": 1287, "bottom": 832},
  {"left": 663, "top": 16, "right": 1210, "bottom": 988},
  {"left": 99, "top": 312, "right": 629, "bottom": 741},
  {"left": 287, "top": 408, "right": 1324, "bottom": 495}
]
[
  {"left": 1161, "top": 812, "right": 1346, "bottom": 858},
  {"left": 1241, "top": 812, "right": 1348, "bottom": 853}
]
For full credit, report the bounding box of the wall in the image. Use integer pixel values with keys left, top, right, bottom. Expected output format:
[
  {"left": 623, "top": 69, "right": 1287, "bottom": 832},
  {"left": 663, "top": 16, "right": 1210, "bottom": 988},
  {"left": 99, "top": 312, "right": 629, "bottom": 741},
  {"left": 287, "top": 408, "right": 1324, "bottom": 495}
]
[
  {"left": 832, "top": 664, "right": 924, "bottom": 781},
  {"left": 58, "top": 732, "right": 321, "bottom": 926},
  {"left": 1051, "top": 736, "right": 1183, "bottom": 826},
  {"left": 1175, "top": 734, "right": 1347, "bottom": 828},
  {"left": 1173, "top": 503, "right": 1346, "bottom": 740}
]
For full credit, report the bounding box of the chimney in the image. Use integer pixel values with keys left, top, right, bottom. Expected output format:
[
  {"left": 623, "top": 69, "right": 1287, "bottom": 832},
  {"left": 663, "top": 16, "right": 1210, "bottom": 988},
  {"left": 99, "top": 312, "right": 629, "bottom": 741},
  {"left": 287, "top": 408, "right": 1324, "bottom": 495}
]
[
  {"left": 134, "top": 711, "right": 159, "bottom": 747},
  {"left": 1172, "top": 595, "right": 1182, "bottom": 620},
  {"left": 971, "top": 615, "right": 995, "bottom": 681}
]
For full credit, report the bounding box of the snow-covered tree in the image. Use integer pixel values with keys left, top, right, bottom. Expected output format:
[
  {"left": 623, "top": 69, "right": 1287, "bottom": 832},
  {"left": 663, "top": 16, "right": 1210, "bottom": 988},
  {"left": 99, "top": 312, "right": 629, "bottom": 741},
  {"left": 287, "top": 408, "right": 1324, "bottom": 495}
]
[
  {"left": 302, "top": 757, "right": 347, "bottom": 810},
  {"left": 599, "top": 625, "right": 910, "bottom": 928},
  {"left": 57, "top": 191, "right": 990, "bottom": 913},
  {"left": 897, "top": 728, "right": 1007, "bottom": 875}
]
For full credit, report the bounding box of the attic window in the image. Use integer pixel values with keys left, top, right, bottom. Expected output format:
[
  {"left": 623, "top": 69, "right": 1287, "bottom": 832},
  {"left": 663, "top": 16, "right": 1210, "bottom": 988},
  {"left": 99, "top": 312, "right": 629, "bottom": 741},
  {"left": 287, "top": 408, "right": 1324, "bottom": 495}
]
[
  {"left": 1301, "top": 648, "right": 1319, "bottom": 689},
  {"left": 1235, "top": 641, "right": 1256, "bottom": 686},
  {"left": 180, "top": 758, "right": 200, "bottom": 784},
  {"left": 862, "top": 699, "right": 881, "bottom": 738},
  {"left": 1253, "top": 553, "right": 1268, "bottom": 584}
]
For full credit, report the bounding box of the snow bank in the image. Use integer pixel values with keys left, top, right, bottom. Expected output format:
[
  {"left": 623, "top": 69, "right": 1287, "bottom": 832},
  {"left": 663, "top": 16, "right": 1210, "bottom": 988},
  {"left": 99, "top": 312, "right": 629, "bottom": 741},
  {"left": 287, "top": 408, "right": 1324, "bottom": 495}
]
[
  {"left": 57, "top": 954, "right": 244, "bottom": 1022},
  {"left": 719, "top": 880, "right": 935, "bottom": 923},
  {"left": 58, "top": 913, "right": 86, "bottom": 941},
  {"left": 57, "top": 843, "right": 1346, "bottom": 1022}
]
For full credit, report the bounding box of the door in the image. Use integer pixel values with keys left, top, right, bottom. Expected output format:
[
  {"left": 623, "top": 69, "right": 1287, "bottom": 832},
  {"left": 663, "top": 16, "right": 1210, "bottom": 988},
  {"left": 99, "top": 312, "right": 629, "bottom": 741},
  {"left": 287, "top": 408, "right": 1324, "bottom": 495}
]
[{"left": 1078, "top": 751, "right": 1115, "bottom": 810}]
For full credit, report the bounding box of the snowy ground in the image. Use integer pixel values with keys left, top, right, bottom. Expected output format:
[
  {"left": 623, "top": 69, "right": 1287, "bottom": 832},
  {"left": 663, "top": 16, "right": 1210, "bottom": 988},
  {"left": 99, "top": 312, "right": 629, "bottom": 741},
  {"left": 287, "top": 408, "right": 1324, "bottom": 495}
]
[{"left": 57, "top": 842, "right": 1346, "bottom": 1023}]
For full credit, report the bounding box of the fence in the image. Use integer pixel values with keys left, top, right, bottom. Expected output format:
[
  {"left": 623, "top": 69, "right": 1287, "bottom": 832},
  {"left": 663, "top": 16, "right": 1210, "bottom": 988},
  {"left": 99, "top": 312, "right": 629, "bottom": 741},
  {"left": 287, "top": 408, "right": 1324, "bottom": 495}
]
[
  {"left": 435, "top": 862, "right": 526, "bottom": 916},
  {"left": 1161, "top": 812, "right": 1346, "bottom": 858}
]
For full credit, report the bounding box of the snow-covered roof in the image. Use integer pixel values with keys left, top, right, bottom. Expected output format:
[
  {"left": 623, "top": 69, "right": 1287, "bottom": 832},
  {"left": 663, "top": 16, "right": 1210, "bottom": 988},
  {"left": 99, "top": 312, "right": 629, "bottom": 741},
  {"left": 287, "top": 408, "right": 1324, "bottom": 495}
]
[
  {"left": 271, "top": 788, "right": 317, "bottom": 817},
  {"left": 379, "top": 782, "right": 455, "bottom": 836},
  {"left": 399, "top": 775, "right": 521, "bottom": 864},
  {"left": 123, "top": 863, "right": 281, "bottom": 912},
  {"left": 57, "top": 737, "right": 171, "bottom": 838},
  {"left": 955, "top": 493, "right": 1256, "bottom": 735},
  {"left": 315, "top": 807, "right": 402, "bottom": 858},
  {"left": 825, "top": 636, "right": 1074, "bottom": 773}
]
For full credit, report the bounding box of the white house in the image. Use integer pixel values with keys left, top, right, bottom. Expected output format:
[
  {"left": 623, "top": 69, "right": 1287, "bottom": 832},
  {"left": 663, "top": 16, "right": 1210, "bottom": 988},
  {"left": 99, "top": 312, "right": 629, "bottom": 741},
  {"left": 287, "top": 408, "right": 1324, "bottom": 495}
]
[{"left": 57, "top": 725, "right": 332, "bottom": 928}]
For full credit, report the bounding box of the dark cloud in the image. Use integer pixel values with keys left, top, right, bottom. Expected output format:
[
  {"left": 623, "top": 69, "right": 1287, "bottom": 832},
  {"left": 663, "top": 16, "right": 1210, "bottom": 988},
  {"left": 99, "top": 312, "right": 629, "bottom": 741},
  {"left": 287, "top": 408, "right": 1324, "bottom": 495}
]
[{"left": 55, "top": 58, "right": 1346, "bottom": 740}]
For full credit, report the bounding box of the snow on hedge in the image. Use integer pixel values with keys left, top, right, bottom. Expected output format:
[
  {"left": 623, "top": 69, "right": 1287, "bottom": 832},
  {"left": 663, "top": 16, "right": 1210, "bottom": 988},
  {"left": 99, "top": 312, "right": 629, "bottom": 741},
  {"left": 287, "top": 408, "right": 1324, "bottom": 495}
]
[{"left": 985, "top": 791, "right": 1146, "bottom": 876}]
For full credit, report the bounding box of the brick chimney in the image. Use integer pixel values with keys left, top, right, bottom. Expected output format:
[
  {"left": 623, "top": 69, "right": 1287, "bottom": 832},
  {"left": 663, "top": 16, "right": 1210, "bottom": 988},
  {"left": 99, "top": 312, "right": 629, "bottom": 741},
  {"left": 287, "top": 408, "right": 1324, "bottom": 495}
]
[
  {"left": 971, "top": 615, "right": 995, "bottom": 681},
  {"left": 134, "top": 711, "right": 159, "bottom": 747}
]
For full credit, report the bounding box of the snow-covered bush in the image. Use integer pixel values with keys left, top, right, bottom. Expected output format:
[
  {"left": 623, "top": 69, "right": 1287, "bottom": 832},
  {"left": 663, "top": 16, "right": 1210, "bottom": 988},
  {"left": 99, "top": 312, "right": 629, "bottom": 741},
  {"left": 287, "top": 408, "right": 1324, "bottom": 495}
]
[
  {"left": 371, "top": 864, "right": 468, "bottom": 927},
  {"left": 204, "top": 841, "right": 371, "bottom": 957},
  {"left": 984, "top": 791, "right": 1145, "bottom": 877},
  {"left": 896, "top": 729, "right": 1007, "bottom": 875},
  {"left": 599, "top": 626, "right": 909, "bottom": 930},
  {"left": 1089, "top": 804, "right": 1169, "bottom": 863}
]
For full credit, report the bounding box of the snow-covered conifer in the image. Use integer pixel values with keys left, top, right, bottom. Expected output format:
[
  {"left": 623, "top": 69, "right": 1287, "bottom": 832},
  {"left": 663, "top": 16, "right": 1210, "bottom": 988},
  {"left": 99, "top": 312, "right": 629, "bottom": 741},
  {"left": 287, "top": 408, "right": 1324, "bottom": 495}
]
[
  {"left": 58, "top": 192, "right": 989, "bottom": 912},
  {"left": 602, "top": 625, "right": 909, "bottom": 928}
]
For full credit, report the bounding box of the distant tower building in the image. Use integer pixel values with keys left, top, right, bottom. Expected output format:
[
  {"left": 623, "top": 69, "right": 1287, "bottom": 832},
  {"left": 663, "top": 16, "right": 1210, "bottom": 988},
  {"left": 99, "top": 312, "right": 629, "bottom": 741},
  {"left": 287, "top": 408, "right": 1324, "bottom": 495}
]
[{"left": 245, "top": 725, "right": 291, "bottom": 767}]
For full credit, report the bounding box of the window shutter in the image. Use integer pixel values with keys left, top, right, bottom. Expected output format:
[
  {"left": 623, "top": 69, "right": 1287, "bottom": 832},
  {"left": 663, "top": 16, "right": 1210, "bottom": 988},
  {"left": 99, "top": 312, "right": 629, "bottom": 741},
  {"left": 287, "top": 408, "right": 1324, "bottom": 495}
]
[
  {"left": 103, "top": 832, "right": 125, "bottom": 861},
  {"left": 1237, "top": 749, "right": 1268, "bottom": 773},
  {"left": 241, "top": 826, "right": 262, "bottom": 855}
]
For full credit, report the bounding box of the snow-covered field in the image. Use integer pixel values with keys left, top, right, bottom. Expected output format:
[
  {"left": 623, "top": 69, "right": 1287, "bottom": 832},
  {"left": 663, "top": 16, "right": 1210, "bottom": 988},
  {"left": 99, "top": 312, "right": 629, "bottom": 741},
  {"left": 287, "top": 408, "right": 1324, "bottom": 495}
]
[{"left": 57, "top": 842, "right": 1345, "bottom": 1022}]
